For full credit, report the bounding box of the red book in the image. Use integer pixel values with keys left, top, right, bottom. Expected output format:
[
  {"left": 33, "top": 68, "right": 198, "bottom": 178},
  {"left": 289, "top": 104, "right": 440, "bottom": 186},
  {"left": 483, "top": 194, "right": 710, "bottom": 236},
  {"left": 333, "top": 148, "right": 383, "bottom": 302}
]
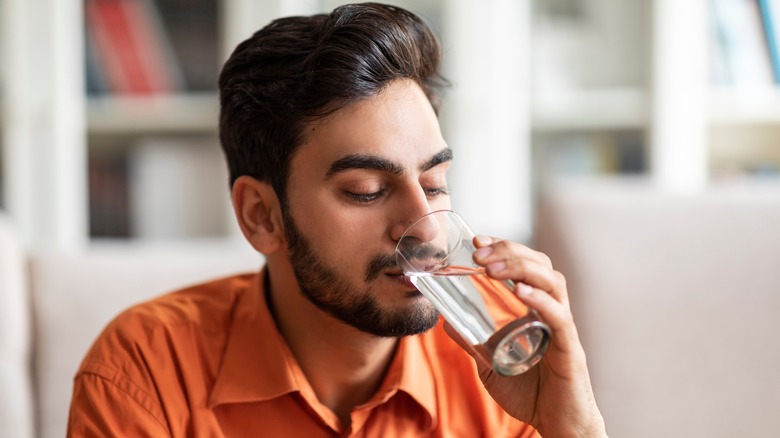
[
  {"left": 121, "top": 0, "right": 184, "bottom": 92},
  {"left": 85, "top": 0, "right": 183, "bottom": 95}
]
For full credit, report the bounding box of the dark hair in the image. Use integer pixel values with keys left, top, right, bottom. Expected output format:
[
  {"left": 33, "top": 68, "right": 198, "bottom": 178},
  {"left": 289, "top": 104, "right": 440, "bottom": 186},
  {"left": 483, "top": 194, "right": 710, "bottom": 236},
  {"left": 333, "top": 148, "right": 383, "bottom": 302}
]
[{"left": 218, "top": 2, "right": 448, "bottom": 201}]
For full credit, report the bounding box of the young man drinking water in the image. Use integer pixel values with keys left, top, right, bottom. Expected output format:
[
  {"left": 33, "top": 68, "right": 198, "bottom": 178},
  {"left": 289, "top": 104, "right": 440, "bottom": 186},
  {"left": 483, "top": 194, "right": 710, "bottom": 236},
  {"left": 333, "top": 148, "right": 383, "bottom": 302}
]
[{"left": 68, "top": 3, "right": 607, "bottom": 436}]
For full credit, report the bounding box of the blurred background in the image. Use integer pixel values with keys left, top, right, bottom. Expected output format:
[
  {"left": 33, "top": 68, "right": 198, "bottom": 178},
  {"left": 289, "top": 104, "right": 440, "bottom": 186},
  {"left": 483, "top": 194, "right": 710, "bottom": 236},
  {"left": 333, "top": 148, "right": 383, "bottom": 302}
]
[
  {"left": 2, "top": 0, "right": 779, "bottom": 244},
  {"left": 1, "top": 0, "right": 779, "bottom": 437}
]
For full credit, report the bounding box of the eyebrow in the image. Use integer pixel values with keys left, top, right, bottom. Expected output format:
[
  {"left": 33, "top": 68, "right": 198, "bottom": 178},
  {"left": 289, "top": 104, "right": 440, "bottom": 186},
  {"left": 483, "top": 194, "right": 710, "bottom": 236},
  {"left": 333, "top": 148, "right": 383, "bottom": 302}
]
[
  {"left": 325, "top": 147, "right": 453, "bottom": 178},
  {"left": 420, "top": 147, "right": 453, "bottom": 172}
]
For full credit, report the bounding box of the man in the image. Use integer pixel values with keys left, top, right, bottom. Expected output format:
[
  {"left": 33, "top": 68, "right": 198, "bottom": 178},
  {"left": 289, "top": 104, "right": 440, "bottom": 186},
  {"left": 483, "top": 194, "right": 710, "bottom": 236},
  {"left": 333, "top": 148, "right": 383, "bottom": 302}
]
[{"left": 68, "top": 3, "right": 606, "bottom": 437}]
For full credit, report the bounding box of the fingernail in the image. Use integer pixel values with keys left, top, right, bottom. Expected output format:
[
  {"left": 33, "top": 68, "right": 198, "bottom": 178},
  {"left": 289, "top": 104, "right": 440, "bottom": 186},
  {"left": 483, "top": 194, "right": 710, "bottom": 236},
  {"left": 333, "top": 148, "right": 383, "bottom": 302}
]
[
  {"left": 487, "top": 261, "right": 505, "bottom": 273},
  {"left": 517, "top": 283, "right": 533, "bottom": 296},
  {"left": 474, "top": 246, "right": 493, "bottom": 259},
  {"left": 475, "top": 235, "right": 493, "bottom": 246}
]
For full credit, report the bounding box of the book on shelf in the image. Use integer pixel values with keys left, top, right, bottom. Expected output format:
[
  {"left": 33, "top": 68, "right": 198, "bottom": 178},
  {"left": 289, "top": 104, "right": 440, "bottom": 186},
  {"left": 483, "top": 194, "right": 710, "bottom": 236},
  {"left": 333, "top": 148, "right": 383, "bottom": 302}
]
[
  {"left": 89, "top": 148, "right": 132, "bottom": 238},
  {"left": 84, "top": 26, "right": 110, "bottom": 95},
  {"left": 155, "top": 0, "right": 219, "bottom": 91},
  {"left": 709, "top": 0, "right": 775, "bottom": 89},
  {"left": 84, "top": 0, "right": 185, "bottom": 95},
  {"left": 0, "top": 151, "right": 5, "bottom": 211},
  {"left": 758, "top": 0, "right": 780, "bottom": 83},
  {"left": 533, "top": 131, "right": 645, "bottom": 181},
  {"left": 89, "top": 137, "right": 230, "bottom": 239},
  {"left": 128, "top": 138, "right": 230, "bottom": 239}
]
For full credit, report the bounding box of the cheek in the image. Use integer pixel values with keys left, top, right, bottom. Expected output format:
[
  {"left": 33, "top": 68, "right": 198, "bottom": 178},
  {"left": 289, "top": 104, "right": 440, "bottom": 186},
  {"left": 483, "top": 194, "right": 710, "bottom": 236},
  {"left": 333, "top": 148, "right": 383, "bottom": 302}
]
[
  {"left": 430, "top": 196, "right": 452, "bottom": 211},
  {"left": 287, "top": 186, "right": 391, "bottom": 270},
  {"left": 294, "top": 208, "right": 383, "bottom": 274},
  {"left": 295, "top": 188, "right": 383, "bottom": 238}
]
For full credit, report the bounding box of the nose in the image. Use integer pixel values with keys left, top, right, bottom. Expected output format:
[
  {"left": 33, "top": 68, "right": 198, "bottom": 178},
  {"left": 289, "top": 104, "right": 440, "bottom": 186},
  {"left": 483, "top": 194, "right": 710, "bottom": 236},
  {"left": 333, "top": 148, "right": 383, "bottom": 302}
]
[
  {"left": 402, "top": 212, "right": 441, "bottom": 242},
  {"left": 389, "top": 185, "right": 437, "bottom": 242},
  {"left": 394, "top": 210, "right": 445, "bottom": 274}
]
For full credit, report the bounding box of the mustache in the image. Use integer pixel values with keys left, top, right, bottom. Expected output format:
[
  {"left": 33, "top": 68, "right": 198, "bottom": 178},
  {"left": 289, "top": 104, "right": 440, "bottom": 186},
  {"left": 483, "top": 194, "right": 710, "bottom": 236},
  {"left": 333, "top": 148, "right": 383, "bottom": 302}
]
[
  {"left": 366, "top": 244, "right": 447, "bottom": 282},
  {"left": 365, "top": 253, "right": 398, "bottom": 282},
  {"left": 397, "top": 243, "right": 448, "bottom": 273}
]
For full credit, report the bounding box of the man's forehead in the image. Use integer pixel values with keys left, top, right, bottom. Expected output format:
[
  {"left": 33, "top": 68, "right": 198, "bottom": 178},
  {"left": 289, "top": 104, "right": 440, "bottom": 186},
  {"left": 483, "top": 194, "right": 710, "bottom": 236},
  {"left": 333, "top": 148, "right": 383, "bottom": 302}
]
[{"left": 292, "top": 79, "right": 446, "bottom": 174}]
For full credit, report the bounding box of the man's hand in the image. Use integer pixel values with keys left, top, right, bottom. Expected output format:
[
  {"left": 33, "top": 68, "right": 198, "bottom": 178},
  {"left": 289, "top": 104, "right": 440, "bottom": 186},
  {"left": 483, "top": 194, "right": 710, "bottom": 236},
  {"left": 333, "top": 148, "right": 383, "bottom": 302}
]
[{"left": 464, "top": 235, "right": 607, "bottom": 438}]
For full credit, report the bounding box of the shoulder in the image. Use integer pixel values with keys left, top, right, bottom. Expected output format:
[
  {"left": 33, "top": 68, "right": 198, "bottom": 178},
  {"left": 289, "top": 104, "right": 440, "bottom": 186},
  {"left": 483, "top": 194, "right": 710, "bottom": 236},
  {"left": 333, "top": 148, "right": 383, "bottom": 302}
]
[
  {"left": 77, "top": 273, "right": 258, "bottom": 375},
  {"left": 69, "top": 273, "right": 261, "bottom": 433},
  {"left": 116, "top": 273, "right": 256, "bottom": 331}
]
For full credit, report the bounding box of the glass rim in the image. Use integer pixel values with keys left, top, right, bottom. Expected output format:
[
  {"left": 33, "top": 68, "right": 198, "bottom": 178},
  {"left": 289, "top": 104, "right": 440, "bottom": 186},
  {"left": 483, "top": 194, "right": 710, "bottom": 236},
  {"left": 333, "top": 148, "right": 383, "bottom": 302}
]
[{"left": 394, "top": 209, "right": 467, "bottom": 274}]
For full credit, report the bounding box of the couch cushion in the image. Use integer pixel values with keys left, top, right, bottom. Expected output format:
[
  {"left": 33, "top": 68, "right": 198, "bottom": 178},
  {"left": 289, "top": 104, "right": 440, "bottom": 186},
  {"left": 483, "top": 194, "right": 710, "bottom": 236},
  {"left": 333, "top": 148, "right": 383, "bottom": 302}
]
[
  {"left": 30, "top": 240, "right": 262, "bottom": 438},
  {"left": 535, "top": 178, "right": 780, "bottom": 437},
  {"left": 0, "top": 215, "right": 35, "bottom": 438}
]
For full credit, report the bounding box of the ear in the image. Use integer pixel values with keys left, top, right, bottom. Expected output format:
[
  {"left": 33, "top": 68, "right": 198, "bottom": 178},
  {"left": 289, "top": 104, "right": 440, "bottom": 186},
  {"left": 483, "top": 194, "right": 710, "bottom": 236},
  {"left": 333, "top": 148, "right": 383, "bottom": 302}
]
[{"left": 231, "top": 176, "right": 285, "bottom": 254}]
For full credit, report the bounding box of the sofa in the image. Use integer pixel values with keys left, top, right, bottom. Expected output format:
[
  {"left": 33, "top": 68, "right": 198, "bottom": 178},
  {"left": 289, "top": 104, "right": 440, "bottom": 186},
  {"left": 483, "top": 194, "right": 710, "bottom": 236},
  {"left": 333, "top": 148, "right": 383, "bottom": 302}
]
[
  {"left": 534, "top": 178, "right": 780, "bottom": 437},
  {"left": 2, "top": 178, "right": 779, "bottom": 437},
  {"left": 0, "top": 215, "right": 262, "bottom": 438}
]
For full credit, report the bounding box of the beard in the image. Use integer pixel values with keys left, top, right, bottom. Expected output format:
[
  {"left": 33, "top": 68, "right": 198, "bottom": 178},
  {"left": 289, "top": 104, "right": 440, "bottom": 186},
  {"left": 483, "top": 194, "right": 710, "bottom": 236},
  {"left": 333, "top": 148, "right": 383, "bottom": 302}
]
[{"left": 282, "top": 209, "right": 439, "bottom": 337}]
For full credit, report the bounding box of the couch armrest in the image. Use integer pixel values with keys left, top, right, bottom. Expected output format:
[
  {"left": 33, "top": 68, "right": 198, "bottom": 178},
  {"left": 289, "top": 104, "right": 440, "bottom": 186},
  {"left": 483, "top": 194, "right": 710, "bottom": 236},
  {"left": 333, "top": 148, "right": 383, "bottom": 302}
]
[{"left": 0, "top": 215, "right": 35, "bottom": 438}]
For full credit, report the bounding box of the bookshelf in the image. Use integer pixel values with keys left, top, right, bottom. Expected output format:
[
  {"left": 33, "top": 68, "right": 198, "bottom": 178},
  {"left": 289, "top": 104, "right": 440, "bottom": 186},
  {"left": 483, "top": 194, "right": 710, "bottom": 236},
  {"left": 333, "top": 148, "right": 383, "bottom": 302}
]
[
  {"left": 2, "top": 0, "right": 531, "bottom": 246},
  {"left": 530, "top": 0, "right": 780, "bottom": 190},
  {"left": 3, "top": 0, "right": 779, "bottom": 248},
  {"left": 80, "top": 0, "right": 224, "bottom": 240},
  {"left": 87, "top": 93, "right": 218, "bottom": 135},
  {"left": 528, "top": 0, "right": 652, "bottom": 204},
  {"left": 0, "top": 0, "right": 286, "bottom": 245}
]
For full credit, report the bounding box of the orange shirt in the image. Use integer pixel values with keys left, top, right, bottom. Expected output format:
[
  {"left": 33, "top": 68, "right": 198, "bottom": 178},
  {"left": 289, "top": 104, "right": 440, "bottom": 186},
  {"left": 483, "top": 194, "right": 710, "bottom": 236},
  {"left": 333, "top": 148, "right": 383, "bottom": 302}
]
[{"left": 68, "top": 271, "right": 539, "bottom": 437}]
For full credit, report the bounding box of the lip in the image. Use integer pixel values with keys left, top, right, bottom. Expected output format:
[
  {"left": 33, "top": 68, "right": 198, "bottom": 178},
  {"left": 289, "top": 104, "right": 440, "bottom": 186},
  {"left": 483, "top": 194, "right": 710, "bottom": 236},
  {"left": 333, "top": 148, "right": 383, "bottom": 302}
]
[{"left": 386, "top": 272, "right": 416, "bottom": 289}]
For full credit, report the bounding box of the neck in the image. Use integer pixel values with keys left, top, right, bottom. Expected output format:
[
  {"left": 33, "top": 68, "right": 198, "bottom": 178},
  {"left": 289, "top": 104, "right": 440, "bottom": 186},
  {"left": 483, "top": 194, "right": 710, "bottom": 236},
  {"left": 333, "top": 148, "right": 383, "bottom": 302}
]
[{"left": 265, "top": 257, "right": 398, "bottom": 427}]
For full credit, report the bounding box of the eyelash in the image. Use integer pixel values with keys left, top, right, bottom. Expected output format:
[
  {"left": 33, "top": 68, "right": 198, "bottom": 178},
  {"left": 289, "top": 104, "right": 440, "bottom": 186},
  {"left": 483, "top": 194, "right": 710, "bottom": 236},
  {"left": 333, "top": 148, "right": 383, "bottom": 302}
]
[
  {"left": 424, "top": 187, "right": 449, "bottom": 197},
  {"left": 345, "top": 187, "right": 449, "bottom": 204},
  {"left": 345, "top": 190, "right": 386, "bottom": 204}
]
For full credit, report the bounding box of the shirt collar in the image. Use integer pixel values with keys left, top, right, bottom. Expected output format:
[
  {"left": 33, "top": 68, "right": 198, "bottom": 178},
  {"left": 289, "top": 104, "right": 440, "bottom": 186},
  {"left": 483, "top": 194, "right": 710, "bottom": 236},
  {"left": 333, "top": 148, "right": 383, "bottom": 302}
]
[
  {"left": 207, "top": 269, "right": 439, "bottom": 428},
  {"left": 207, "top": 271, "right": 298, "bottom": 407},
  {"left": 386, "top": 332, "right": 439, "bottom": 429}
]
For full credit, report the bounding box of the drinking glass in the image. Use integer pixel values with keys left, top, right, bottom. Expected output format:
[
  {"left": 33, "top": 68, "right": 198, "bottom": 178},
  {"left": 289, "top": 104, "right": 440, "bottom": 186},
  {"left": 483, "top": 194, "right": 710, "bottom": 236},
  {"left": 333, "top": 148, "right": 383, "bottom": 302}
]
[{"left": 395, "top": 210, "right": 550, "bottom": 375}]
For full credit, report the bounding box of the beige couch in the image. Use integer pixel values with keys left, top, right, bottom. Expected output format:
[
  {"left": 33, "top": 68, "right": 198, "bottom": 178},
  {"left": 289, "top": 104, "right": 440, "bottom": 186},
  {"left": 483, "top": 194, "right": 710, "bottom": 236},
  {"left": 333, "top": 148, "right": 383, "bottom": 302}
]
[
  {"left": 0, "top": 216, "right": 262, "bottom": 438},
  {"left": 535, "top": 178, "right": 780, "bottom": 437},
  {"left": 2, "top": 178, "right": 779, "bottom": 437}
]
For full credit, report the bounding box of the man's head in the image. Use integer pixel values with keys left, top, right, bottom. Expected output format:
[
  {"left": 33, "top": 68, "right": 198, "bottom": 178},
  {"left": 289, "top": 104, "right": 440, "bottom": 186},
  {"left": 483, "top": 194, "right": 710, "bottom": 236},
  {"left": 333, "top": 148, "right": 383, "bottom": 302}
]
[
  {"left": 220, "top": 3, "right": 452, "bottom": 337},
  {"left": 219, "top": 2, "right": 447, "bottom": 205}
]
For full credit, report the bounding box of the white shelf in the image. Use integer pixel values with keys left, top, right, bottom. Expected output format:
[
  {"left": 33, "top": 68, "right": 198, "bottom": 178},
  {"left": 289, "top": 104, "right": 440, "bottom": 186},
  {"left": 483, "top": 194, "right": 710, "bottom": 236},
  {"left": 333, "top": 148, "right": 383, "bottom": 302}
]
[
  {"left": 709, "top": 89, "right": 780, "bottom": 125},
  {"left": 87, "top": 93, "right": 219, "bottom": 136},
  {"left": 531, "top": 87, "right": 780, "bottom": 130},
  {"left": 531, "top": 88, "right": 648, "bottom": 131}
]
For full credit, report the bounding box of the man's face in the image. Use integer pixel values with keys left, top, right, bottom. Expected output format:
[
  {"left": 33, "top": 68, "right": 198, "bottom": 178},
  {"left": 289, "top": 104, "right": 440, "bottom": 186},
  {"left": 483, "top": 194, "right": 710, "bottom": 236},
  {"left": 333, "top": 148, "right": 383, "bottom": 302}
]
[{"left": 283, "top": 79, "right": 452, "bottom": 337}]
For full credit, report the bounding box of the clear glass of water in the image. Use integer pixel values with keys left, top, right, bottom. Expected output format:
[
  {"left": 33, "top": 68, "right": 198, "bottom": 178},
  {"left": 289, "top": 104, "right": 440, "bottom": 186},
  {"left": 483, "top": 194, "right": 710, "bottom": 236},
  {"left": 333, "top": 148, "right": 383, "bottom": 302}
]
[{"left": 395, "top": 210, "right": 550, "bottom": 375}]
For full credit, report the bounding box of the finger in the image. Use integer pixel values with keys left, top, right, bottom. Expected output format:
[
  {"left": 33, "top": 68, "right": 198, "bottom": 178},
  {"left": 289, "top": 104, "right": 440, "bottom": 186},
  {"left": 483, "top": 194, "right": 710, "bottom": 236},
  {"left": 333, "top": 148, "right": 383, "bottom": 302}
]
[
  {"left": 495, "top": 261, "right": 569, "bottom": 309},
  {"left": 515, "top": 283, "right": 580, "bottom": 353},
  {"left": 473, "top": 237, "right": 553, "bottom": 269},
  {"left": 473, "top": 242, "right": 568, "bottom": 307}
]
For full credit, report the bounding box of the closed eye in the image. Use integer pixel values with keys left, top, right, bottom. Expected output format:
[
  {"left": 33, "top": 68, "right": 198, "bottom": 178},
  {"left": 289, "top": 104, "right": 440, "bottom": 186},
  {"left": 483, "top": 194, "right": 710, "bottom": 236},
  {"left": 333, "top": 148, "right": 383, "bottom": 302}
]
[
  {"left": 345, "top": 189, "right": 386, "bottom": 204},
  {"left": 425, "top": 187, "right": 449, "bottom": 198}
]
